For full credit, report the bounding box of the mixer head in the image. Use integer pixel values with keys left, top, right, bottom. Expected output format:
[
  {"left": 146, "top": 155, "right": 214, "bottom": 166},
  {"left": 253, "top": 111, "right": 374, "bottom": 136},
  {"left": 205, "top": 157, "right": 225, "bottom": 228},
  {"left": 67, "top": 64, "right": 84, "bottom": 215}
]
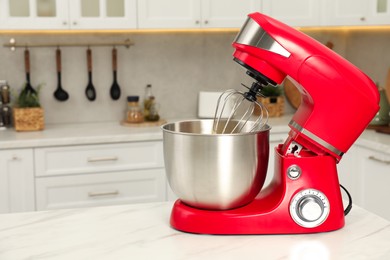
[{"left": 230, "top": 13, "right": 379, "bottom": 160}]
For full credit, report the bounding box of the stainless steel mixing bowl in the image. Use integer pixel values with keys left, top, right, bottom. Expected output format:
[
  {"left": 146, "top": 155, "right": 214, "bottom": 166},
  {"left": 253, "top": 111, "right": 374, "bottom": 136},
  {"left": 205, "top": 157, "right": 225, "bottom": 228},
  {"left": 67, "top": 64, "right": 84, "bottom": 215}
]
[{"left": 162, "top": 119, "right": 270, "bottom": 210}]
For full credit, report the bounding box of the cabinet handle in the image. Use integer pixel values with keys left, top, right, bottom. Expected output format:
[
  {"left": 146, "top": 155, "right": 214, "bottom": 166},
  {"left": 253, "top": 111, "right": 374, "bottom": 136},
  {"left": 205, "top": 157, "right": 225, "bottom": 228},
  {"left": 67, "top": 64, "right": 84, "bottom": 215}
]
[
  {"left": 11, "top": 155, "right": 20, "bottom": 161},
  {"left": 195, "top": 20, "right": 200, "bottom": 24},
  {"left": 360, "top": 17, "right": 366, "bottom": 21},
  {"left": 87, "top": 156, "right": 118, "bottom": 163},
  {"left": 88, "top": 190, "right": 119, "bottom": 197},
  {"left": 368, "top": 156, "right": 390, "bottom": 165},
  {"left": 73, "top": 21, "right": 78, "bottom": 26},
  {"left": 204, "top": 20, "right": 209, "bottom": 25}
]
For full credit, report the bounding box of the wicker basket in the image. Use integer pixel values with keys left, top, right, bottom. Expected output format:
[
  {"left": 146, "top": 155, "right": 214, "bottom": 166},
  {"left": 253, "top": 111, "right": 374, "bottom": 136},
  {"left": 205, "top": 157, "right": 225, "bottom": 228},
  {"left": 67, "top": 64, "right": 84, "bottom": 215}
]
[
  {"left": 13, "top": 107, "right": 45, "bottom": 131},
  {"left": 255, "top": 96, "right": 285, "bottom": 117}
]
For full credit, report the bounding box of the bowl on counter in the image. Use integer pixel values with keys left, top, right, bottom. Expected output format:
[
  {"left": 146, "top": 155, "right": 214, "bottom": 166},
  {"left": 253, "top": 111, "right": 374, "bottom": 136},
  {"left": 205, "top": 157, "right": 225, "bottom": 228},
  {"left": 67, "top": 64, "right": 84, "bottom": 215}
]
[{"left": 161, "top": 119, "right": 270, "bottom": 210}]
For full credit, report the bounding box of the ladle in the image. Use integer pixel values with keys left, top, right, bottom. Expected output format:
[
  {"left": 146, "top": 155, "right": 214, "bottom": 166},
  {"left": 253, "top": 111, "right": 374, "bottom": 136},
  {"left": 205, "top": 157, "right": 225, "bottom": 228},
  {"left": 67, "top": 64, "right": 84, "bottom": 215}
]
[
  {"left": 85, "top": 48, "right": 96, "bottom": 101},
  {"left": 23, "top": 49, "right": 37, "bottom": 95},
  {"left": 53, "top": 48, "right": 69, "bottom": 101},
  {"left": 110, "top": 47, "right": 121, "bottom": 100}
]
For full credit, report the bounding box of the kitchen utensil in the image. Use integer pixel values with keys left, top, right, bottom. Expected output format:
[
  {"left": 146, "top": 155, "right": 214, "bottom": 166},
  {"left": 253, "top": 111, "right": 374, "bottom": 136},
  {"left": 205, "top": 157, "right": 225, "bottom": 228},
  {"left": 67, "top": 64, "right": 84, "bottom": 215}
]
[
  {"left": 212, "top": 84, "right": 269, "bottom": 134},
  {"left": 85, "top": 48, "right": 96, "bottom": 101},
  {"left": 386, "top": 68, "right": 390, "bottom": 103},
  {"left": 23, "top": 49, "right": 37, "bottom": 95},
  {"left": 53, "top": 49, "right": 69, "bottom": 101},
  {"left": 110, "top": 47, "right": 121, "bottom": 100},
  {"left": 167, "top": 13, "right": 379, "bottom": 235},
  {"left": 162, "top": 119, "right": 270, "bottom": 210}
]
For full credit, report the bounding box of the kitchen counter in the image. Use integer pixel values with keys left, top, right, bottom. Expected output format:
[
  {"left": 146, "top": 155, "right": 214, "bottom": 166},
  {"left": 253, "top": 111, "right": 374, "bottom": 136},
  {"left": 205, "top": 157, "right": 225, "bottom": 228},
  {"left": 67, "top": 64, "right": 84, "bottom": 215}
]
[
  {"left": 1, "top": 115, "right": 389, "bottom": 151},
  {"left": 0, "top": 201, "right": 389, "bottom": 259},
  {"left": 0, "top": 117, "right": 291, "bottom": 149}
]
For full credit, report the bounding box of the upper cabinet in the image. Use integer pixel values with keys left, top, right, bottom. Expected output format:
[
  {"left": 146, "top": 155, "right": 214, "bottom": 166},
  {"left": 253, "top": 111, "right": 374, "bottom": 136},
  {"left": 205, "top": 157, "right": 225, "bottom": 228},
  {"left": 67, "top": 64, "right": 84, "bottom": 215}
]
[
  {"left": 0, "top": 0, "right": 68, "bottom": 29},
  {"left": 137, "top": 0, "right": 261, "bottom": 29},
  {"left": 1, "top": 0, "right": 390, "bottom": 30},
  {"left": 68, "top": 0, "right": 137, "bottom": 29},
  {"left": 0, "top": 0, "right": 137, "bottom": 30},
  {"left": 262, "top": 0, "right": 322, "bottom": 27},
  {"left": 322, "top": 0, "right": 390, "bottom": 26}
]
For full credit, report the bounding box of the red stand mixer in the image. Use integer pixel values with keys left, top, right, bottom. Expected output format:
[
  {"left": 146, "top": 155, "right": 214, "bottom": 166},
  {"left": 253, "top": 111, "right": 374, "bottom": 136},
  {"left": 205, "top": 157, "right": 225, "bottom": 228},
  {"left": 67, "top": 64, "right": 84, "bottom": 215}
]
[{"left": 168, "top": 13, "right": 380, "bottom": 234}]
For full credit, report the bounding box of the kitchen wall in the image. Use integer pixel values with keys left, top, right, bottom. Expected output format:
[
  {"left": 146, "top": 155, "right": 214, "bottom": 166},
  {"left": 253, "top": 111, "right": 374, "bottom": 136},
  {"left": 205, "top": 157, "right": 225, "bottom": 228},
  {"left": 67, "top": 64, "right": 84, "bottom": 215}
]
[{"left": 0, "top": 29, "right": 388, "bottom": 125}]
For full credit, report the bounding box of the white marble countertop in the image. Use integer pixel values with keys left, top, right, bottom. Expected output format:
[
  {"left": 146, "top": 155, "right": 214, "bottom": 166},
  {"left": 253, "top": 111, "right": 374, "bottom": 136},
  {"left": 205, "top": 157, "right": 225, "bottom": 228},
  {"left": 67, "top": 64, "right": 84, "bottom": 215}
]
[
  {"left": 0, "top": 201, "right": 389, "bottom": 260},
  {"left": 1, "top": 116, "right": 389, "bottom": 153}
]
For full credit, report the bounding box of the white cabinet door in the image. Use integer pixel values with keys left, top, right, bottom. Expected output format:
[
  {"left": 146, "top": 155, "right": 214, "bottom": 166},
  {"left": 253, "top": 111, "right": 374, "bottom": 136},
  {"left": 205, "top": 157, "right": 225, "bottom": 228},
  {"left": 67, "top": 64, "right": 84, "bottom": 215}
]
[
  {"left": 137, "top": 0, "right": 200, "bottom": 29},
  {"left": 0, "top": 149, "right": 35, "bottom": 213},
  {"left": 137, "top": 0, "right": 261, "bottom": 29},
  {"left": 201, "top": 0, "right": 261, "bottom": 28},
  {"left": 0, "top": 0, "right": 69, "bottom": 29},
  {"left": 359, "top": 146, "right": 390, "bottom": 221},
  {"left": 68, "top": 0, "right": 137, "bottom": 29},
  {"left": 323, "top": 0, "right": 390, "bottom": 26},
  {"left": 337, "top": 145, "right": 362, "bottom": 205},
  {"left": 322, "top": 0, "right": 370, "bottom": 26},
  {"left": 370, "top": 0, "right": 390, "bottom": 24},
  {"left": 0, "top": 0, "right": 136, "bottom": 30},
  {"left": 262, "top": 0, "right": 322, "bottom": 27}
]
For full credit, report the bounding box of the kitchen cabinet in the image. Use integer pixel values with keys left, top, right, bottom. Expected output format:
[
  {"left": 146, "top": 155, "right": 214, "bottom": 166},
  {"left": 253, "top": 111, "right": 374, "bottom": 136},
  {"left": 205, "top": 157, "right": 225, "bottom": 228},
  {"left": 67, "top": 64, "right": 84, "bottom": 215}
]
[
  {"left": 358, "top": 146, "right": 390, "bottom": 221},
  {"left": 137, "top": 0, "right": 262, "bottom": 29},
  {"left": 0, "top": 149, "right": 35, "bottom": 213},
  {"left": 34, "top": 141, "right": 167, "bottom": 210},
  {"left": 262, "top": 0, "right": 322, "bottom": 27},
  {"left": 35, "top": 169, "right": 166, "bottom": 210},
  {"left": 322, "top": 0, "right": 390, "bottom": 26},
  {"left": 0, "top": 0, "right": 137, "bottom": 30},
  {"left": 337, "top": 145, "right": 361, "bottom": 204},
  {"left": 338, "top": 143, "right": 390, "bottom": 221}
]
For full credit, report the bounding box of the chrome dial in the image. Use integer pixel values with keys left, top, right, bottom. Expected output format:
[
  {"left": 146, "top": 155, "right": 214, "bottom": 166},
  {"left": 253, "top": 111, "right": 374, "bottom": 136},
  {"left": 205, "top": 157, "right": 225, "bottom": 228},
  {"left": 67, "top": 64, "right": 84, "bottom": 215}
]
[{"left": 290, "top": 189, "right": 330, "bottom": 228}]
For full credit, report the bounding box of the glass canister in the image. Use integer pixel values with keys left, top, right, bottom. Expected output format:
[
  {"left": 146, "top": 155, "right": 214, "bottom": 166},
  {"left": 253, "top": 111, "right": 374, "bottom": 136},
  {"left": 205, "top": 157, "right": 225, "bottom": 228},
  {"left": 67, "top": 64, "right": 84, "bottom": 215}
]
[{"left": 126, "top": 96, "right": 144, "bottom": 123}]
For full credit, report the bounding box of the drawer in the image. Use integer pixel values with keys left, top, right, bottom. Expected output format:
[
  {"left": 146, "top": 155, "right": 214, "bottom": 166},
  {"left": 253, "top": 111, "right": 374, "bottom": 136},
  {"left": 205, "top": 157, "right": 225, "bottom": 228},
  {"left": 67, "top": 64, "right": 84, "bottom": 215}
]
[
  {"left": 34, "top": 141, "right": 164, "bottom": 176},
  {"left": 35, "top": 168, "right": 166, "bottom": 210}
]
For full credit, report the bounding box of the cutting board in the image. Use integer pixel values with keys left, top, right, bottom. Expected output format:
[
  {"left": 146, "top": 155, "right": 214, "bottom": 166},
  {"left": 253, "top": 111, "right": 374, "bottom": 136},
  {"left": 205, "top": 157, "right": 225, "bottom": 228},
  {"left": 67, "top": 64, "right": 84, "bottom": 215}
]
[
  {"left": 120, "top": 119, "right": 166, "bottom": 127},
  {"left": 386, "top": 68, "right": 390, "bottom": 103},
  {"left": 284, "top": 79, "right": 301, "bottom": 109}
]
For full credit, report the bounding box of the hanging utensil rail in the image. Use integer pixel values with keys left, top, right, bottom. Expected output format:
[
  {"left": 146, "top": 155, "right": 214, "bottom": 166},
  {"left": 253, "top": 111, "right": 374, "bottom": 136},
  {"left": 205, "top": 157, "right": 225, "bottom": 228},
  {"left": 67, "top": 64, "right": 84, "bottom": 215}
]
[{"left": 3, "top": 38, "right": 134, "bottom": 51}]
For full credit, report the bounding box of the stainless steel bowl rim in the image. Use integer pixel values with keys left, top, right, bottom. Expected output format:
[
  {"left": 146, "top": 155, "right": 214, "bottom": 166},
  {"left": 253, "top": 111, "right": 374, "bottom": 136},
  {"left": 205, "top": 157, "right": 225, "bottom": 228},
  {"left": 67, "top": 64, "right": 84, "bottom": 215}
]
[{"left": 161, "top": 119, "right": 271, "bottom": 136}]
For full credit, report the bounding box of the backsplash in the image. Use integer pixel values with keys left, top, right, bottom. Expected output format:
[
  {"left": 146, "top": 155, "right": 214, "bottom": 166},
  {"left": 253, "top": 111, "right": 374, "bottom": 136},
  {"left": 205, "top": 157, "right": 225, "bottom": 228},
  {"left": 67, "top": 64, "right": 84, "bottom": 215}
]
[{"left": 0, "top": 30, "right": 388, "bottom": 125}]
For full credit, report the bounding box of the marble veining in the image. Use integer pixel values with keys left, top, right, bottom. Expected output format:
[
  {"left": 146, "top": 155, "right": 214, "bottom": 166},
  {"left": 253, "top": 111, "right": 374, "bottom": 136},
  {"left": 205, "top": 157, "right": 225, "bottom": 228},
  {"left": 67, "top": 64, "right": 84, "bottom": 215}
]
[{"left": 0, "top": 202, "right": 390, "bottom": 259}]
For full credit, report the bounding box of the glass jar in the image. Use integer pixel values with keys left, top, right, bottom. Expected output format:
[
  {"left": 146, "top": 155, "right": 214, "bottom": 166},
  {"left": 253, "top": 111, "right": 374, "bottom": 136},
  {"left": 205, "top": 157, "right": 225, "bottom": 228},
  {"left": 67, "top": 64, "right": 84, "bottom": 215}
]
[
  {"left": 143, "top": 84, "right": 160, "bottom": 122},
  {"left": 126, "top": 96, "right": 144, "bottom": 123}
]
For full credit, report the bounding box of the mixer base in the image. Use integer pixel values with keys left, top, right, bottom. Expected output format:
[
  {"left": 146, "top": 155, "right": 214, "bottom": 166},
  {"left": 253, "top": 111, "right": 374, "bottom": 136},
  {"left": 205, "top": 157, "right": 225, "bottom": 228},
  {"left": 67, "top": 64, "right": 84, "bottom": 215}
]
[{"left": 170, "top": 147, "right": 345, "bottom": 234}]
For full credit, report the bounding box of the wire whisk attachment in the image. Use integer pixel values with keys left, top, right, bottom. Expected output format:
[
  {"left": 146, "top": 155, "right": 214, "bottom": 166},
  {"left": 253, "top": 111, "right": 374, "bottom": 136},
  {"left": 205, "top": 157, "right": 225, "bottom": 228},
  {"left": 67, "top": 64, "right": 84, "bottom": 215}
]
[{"left": 212, "top": 82, "right": 269, "bottom": 134}]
